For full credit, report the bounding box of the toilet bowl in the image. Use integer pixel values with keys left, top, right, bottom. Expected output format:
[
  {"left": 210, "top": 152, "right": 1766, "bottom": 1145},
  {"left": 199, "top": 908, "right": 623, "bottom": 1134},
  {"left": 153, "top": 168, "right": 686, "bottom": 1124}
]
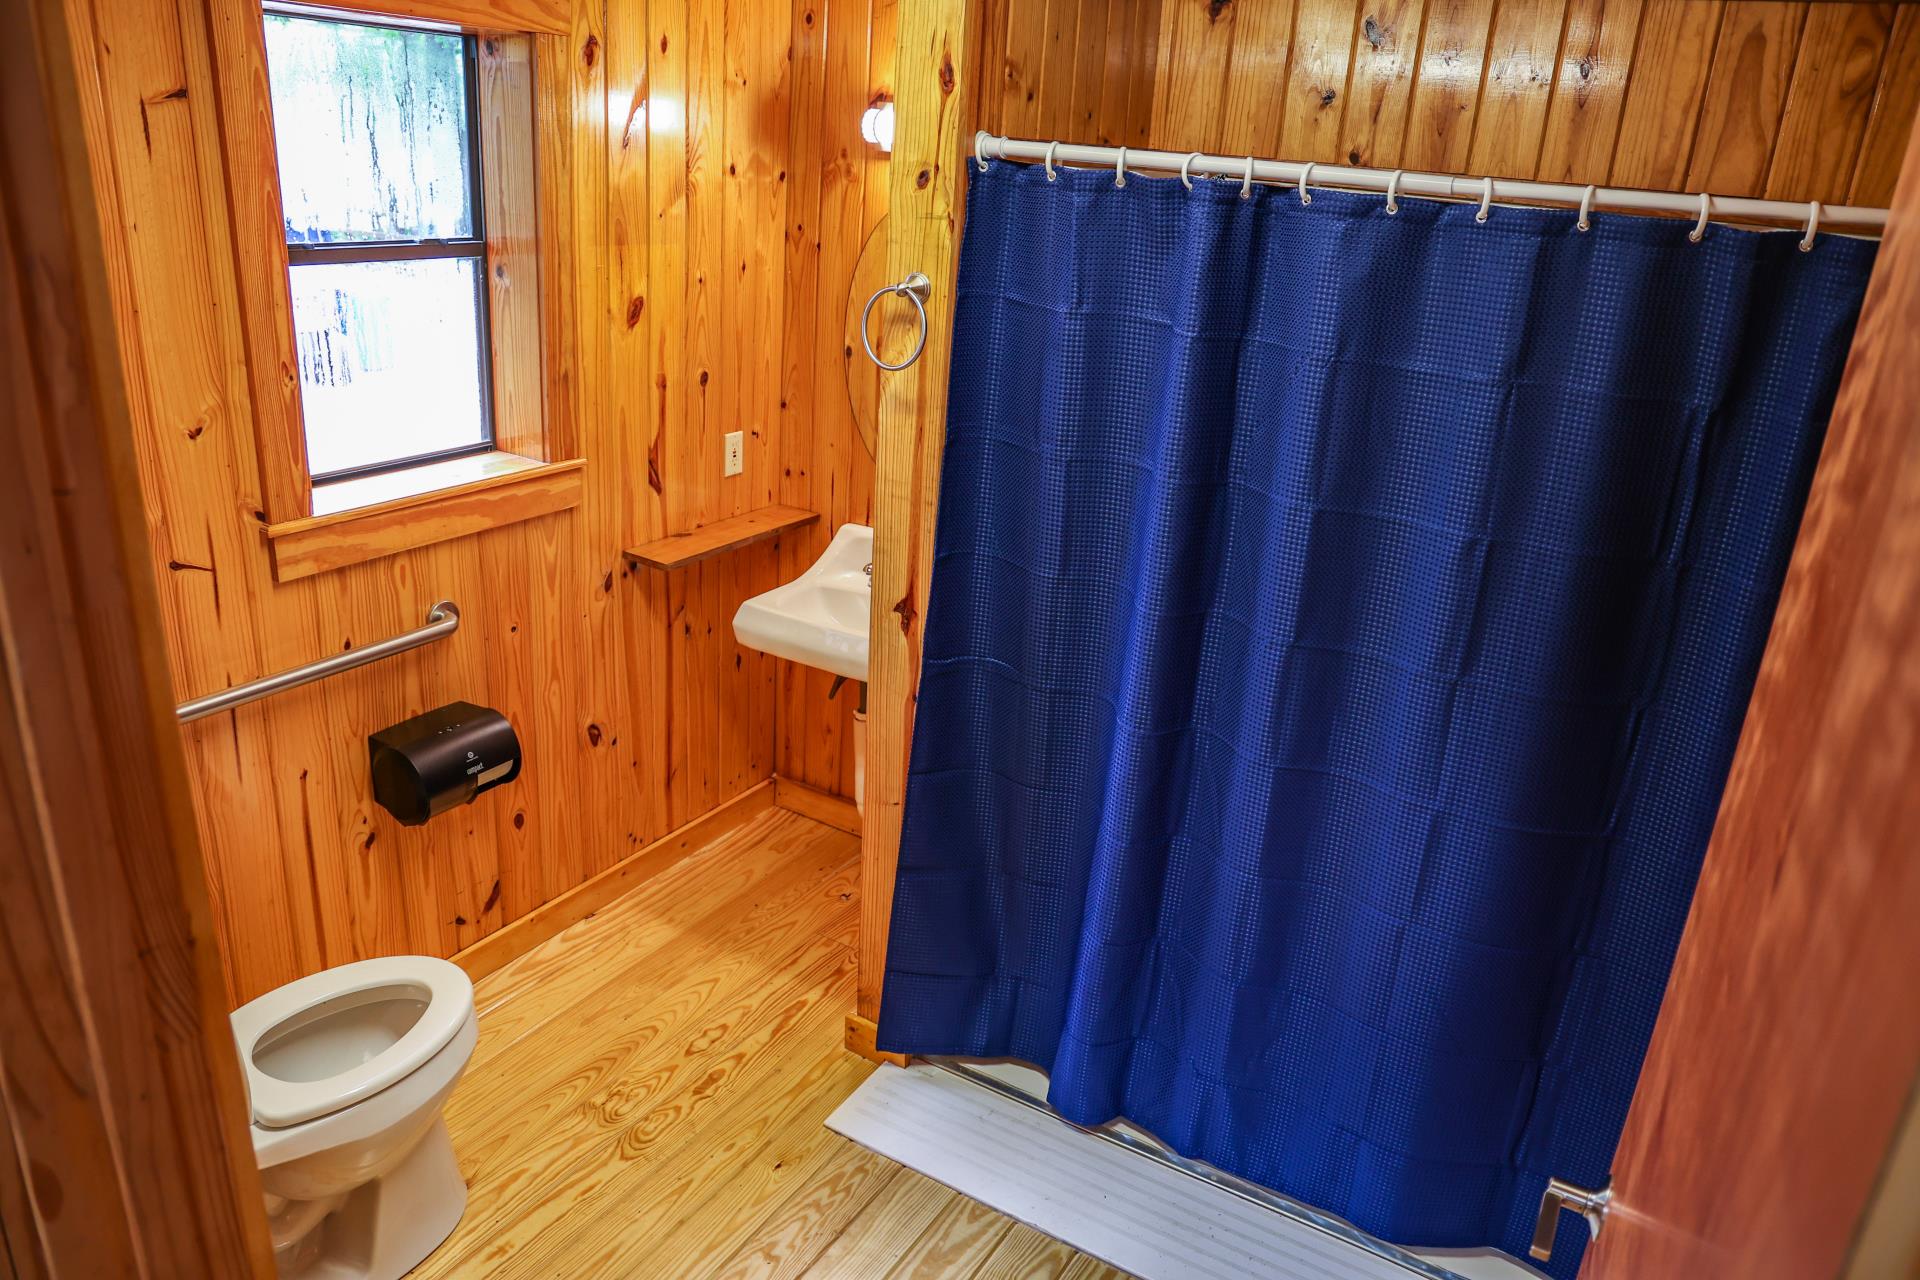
[{"left": 231, "top": 956, "right": 477, "bottom": 1280}]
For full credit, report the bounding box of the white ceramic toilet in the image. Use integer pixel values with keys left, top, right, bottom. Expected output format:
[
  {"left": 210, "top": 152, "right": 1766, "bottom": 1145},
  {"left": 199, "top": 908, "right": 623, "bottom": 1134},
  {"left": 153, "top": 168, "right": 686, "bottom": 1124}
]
[{"left": 231, "top": 956, "right": 478, "bottom": 1279}]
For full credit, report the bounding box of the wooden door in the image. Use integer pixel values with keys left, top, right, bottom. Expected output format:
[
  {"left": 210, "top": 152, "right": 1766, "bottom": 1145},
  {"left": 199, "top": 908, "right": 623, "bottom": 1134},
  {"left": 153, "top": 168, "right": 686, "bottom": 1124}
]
[
  {"left": 0, "top": 1105, "right": 38, "bottom": 1280},
  {"left": 0, "top": 0, "right": 273, "bottom": 1272},
  {"left": 1579, "top": 77, "right": 1920, "bottom": 1280}
]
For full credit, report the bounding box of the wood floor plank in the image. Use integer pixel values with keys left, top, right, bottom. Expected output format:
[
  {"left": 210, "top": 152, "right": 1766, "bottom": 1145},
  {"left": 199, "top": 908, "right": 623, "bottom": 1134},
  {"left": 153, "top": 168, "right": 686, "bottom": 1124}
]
[
  {"left": 801, "top": 1169, "right": 962, "bottom": 1278},
  {"left": 708, "top": 1141, "right": 901, "bottom": 1279},
  {"left": 413, "top": 807, "right": 1123, "bottom": 1279},
  {"left": 454, "top": 826, "right": 856, "bottom": 1120},
  {"left": 462, "top": 836, "right": 855, "bottom": 1088},
  {"left": 485, "top": 994, "right": 870, "bottom": 1276},
  {"left": 885, "top": 1197, "right": 1015, "bottom": 1278},
  {"left": 558, "top": 1050, "right": 879, "bottom": 1277},
  {"left": 421, "top": 945, "right": 857, "bottom": 1275},
  {"left": 471, "top": 811, "right": 853, "bottom": 1061},
  {"left": 473, "top": 806, "right": 794, "bottom": 1013},
  {"left": 419, "top": 826, "right": 859, "bottom": 1276},
  {"left": 442, "top": 860, "right": 859, "bottom": 1185},
  {"left": 971, "top": 1223, "right": 1079, "bottom": 1278},
  {"left": 462, "top": 918, "right": 855, "bottom": 1203}
]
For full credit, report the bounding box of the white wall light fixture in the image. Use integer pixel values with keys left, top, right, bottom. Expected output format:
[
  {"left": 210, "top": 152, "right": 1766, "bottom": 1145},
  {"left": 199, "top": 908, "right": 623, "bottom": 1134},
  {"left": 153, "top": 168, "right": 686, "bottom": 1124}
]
[{"left": 860, "top": 98, "right": 895, "bottom": 153}]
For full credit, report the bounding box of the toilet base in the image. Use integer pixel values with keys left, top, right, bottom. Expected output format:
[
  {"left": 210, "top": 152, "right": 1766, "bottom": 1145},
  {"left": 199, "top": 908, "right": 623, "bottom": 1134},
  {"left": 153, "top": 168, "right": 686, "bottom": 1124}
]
[{"left": 272, "top": 1117, "right": 467, "bottom": 1280}]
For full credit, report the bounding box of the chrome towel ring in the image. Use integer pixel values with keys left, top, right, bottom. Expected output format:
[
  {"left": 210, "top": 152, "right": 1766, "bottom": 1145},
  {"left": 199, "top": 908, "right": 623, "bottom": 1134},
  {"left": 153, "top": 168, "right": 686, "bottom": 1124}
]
[{"left": 861, "top": 272, "right": 933, "bottom": 371}]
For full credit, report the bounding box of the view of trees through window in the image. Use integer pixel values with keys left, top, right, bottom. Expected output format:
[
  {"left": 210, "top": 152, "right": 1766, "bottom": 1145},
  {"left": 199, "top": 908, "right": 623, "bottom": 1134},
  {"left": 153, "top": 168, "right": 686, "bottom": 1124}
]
[{"left": 264, "top": 10, "right": 493, "bottom": 483}]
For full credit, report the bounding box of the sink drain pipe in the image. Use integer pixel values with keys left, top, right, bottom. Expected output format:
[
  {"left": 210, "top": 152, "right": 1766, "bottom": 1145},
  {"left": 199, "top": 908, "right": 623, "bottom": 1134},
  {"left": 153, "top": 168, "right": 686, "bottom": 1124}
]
[{"left": 854, "top": 681, "right": 867, "bottom": 817}]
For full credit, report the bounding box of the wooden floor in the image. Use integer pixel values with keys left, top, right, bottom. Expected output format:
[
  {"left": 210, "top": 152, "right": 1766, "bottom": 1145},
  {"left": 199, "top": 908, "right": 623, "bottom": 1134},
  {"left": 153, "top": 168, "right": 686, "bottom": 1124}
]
[{"left": 413, "top": 806, "right": 1130, "bottom": 1278}]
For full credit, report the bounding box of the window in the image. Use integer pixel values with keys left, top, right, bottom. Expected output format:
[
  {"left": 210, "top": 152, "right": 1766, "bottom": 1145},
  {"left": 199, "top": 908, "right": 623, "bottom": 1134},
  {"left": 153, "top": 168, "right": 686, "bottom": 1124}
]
[
  {"left": 263, "top": 10, "right": 495, "bottom": 484},
  {"left": 231, "top": 2, "right": 578, "bottom": 576}
]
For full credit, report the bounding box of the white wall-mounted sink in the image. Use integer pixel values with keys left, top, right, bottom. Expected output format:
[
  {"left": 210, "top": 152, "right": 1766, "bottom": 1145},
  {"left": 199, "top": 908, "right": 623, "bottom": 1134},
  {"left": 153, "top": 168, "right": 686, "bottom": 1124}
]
[{"left": 733, "top": 523, "right": 872, "bottom": 681}]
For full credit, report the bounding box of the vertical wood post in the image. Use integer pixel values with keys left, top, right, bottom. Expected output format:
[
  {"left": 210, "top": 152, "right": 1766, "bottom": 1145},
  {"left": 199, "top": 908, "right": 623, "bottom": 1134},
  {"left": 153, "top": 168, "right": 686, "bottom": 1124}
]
[{"left": 861, "top": 0, "right": 983, "bottom": 1023}]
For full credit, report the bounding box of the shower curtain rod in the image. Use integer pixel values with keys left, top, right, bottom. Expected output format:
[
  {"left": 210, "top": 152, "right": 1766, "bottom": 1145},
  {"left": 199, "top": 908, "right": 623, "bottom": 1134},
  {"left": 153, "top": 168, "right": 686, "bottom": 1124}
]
[{"left": 976, "top": 133, "right": 1889, "bottom": 237}]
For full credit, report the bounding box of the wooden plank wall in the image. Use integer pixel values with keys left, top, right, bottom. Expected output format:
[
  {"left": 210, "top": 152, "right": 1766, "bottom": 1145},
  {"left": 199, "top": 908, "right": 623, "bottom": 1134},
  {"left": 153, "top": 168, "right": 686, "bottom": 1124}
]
[
  {"left": 74, "top": 0, "right": 894, "bottom": 1005},
  {"left": 971, "top": 0, "right": 1920, "bottom": 208},
  {"left": 774, "top": 0, "right": 897, "bottom": 798},
  {"left": 976, "top": 0, "right": 1164, "bottom": 146}
]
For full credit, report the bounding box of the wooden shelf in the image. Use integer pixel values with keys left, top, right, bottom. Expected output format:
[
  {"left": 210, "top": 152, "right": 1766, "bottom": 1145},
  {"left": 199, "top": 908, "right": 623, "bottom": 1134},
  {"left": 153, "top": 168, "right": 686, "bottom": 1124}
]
[{"left": 623, "top": 505, "right": 818, "bottom": 570}]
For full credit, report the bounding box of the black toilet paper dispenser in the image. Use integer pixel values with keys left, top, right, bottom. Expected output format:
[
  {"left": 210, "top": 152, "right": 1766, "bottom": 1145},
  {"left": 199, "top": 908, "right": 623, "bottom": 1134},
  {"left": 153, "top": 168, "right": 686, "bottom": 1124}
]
[{"left": 369, "top": 701, "right": 521, "bottom": 826}]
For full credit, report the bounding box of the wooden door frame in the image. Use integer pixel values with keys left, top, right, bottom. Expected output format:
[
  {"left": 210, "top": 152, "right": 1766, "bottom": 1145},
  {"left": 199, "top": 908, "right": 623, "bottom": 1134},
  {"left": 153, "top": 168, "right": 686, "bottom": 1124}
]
[
  {"left": 858, "top": 0, "right": 985, "bottom": 1039},
  {"left": 858, "top": 10, "right": 1920, "bottom": 1276},
  {"left": 0, "top": 0, "right": 274, "bottom": 1272}
]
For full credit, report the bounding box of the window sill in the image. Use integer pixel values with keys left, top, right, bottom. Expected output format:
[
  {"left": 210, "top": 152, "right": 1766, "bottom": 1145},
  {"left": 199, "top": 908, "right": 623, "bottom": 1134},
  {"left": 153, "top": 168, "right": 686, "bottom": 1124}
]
[
  {"left": 266, "top": 453, "right": 584, "bottom": 582},
  {"left": 310, "top": 450, "right": 546, "bottom": 518}
]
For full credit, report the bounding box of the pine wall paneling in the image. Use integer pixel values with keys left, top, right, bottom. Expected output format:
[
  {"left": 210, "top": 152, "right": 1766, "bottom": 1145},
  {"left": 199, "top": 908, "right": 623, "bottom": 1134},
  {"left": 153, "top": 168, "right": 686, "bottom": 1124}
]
[
  {"left": 75, "top": 0, "right": 893, "bottom": 1004},
  {"left": 971, "top": 0, "right": 1919, "bottom": 206},
  {"left": 982, "top": 0, "right": 1162, "bottom": 144},
  {"left": 775, "top": 0, "right": 897, "bottom": 799}
]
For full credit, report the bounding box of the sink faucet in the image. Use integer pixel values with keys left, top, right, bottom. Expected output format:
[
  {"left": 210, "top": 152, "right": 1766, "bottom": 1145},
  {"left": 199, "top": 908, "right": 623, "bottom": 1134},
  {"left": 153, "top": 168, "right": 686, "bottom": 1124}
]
[{"left": 863, "top": 562, "right": 873, "bottom": 581}]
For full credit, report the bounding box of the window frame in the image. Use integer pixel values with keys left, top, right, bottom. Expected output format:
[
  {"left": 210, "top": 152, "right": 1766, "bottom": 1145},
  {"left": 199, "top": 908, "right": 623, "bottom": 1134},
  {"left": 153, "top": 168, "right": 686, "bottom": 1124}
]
[
  {"left": 214, "top": 0, "right": 586, "bottom": 581},
  {"left": 268, "top": 8, "right": 502, "bottom": 486}
]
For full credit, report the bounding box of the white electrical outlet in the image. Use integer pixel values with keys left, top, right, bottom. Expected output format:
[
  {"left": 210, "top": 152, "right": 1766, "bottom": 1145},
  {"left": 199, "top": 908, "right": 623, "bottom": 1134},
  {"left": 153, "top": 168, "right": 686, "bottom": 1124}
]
[{"left": 723, "top": 430, "right": 744, "bottom": 477}]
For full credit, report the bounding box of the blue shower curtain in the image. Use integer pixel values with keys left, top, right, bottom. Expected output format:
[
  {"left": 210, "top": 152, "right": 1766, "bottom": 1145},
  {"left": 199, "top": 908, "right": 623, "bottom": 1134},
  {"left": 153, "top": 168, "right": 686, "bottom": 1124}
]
[{"left": 875, "top": 161, "right": 1875, "bottom": 1275}]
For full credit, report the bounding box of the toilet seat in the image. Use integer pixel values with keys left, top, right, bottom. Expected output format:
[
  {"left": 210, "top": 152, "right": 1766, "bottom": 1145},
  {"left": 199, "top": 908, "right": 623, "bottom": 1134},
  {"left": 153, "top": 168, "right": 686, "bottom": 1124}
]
[{"left": 233, "top": 956, "right": 474, "bottom": 1129}]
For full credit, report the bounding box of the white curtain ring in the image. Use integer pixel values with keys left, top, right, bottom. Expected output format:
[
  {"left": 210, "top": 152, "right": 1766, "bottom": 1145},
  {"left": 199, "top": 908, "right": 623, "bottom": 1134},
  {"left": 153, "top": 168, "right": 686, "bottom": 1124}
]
[
  {"left": 1115, "top": 145, "right": 1128, "bottom": 188},
  {"left": 1689, "top": 191, "right": 1711, "bottom": 243},
  {"left": 1476, "top": 176, "right": 1494, "bottom": 224},
  {"left": 1241, "top": 156, "right": 1255, "bottom": 200},
  {"left": 1181, "top": 152, "right": 1202, "bottom": 191},
  {"left": 1800, "top": 200, "right": 1821, "bottom": 252},
  {"left": 1385, "top": 170, "right": 1403, "bottom": 215},
  {"left": 1298, "top": 162, "right": 1314, "bottom": 206},
  {"left": 1577, "top": 184, "right": 1595, "bottom": 232},
  {"left": 1045, "top": 141, "right": 1060, "bottom": 182},
  {"left": 974, "top": 130, "right": 991, "bottom": 172}
]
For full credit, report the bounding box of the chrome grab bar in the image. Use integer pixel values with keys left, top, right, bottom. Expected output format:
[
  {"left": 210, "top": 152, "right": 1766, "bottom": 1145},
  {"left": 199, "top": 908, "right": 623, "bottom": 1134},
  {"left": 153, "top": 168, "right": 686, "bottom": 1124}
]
[
  {"left": 860, "top": 272, "right": 932, "bottom": 371},
  {"left": 176, "top": 601, "right": 460, "bottom": 724}
]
